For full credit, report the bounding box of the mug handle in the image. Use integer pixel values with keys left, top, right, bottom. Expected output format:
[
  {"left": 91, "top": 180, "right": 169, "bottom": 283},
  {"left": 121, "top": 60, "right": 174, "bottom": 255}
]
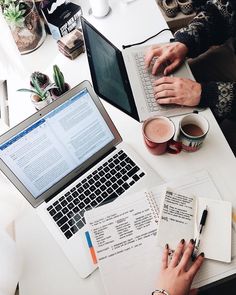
[{"left": 167, "top": 139, "right": 182, "bottom": 154}]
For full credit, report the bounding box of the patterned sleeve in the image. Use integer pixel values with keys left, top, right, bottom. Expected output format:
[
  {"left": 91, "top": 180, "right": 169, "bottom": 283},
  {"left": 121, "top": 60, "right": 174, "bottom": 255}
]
[
  {"left": 199, "top": 81, "right": 236, "bottom": 120},
  {"left": 174, "top": 1, "right": 234, "bottom": 57}
]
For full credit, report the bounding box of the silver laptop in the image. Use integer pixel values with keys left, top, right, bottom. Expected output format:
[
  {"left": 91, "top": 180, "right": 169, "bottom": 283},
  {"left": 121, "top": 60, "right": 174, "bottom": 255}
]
[
  {"left": 0, "top": 81, "right": 162, "bottom": 278},
  {"left": 81, "top": 17, "right": 204, "bottom": 122}
]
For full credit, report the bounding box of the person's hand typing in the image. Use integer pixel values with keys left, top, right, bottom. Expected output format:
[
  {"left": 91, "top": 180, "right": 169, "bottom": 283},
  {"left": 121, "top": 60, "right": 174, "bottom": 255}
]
[
  {"left": 153, "top": 76, "right": 202, "bottom": 107},
  {"left": 145, "top": 42, "right": 189, "bottom": 76},
  {"left": 155, "top": 239, "right": 204, "bottom": 295}
]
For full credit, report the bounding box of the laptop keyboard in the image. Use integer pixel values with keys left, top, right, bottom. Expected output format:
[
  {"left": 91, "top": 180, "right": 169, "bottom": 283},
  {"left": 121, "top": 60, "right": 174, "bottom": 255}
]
[
  {"left": 46, "top": 150, "right": 145, "bottom": 239},
  {"left": 135, "top": 52, "right": 168, "bottom": 112}
]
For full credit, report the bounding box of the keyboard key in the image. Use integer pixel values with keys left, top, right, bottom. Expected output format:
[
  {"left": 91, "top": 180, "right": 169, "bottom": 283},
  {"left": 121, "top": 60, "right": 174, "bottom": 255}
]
[
  {"left": 79, "top": 202, "right": 85, "bottom": 209},
  {"left": 95, "top": 181, "right": 101, "bottom": 187},
  {"left": 55, "top": 204, "right": 62, "bottom": 211},
  {"left": 53, "top": 212, "right": 63, "bottom": 221},
  {"left": 139, "top": 172, "right": 145, "bottom": 178},
  {"left": 49, "top": 209, "right": 56, "bottom": 216},
  {"left": 133, "top": 174, "right": 140, "bottom": 181},
  {"left": 72, "top": 191, "right": 79, "bottom": 198},
  {"left": 116, "top": 187, "right": 125, "bottom": 195},
  {"left": 67, "top": 211, "right": 74, "bottom": 218},
  {"left": 88, "top": 179, "right": 94, "bottom": 185},
  {"left": 108, "top": 162, "right": 115, "bottom": 168},
  {"left": 61, "top": 224, "right": 69, "bottom": 232},
  {"left": 66, "top": 195, "right": 73, "bottom": 202},
  {"left": 62, "top": 207, "right": 69, "bottom": 214},
  {"left": 57, "top": 216, "right": 68, "bottom": 227},
  {"left": 47, "top": 205, "right": 53, "bottom": 211},
  {"left": 76, "top": 220, "right": 84, "bottom": 229},
  {"left": 70, "top": 187, "right": 76, "bottom": 192},
  {"left": 83, "top": 183, "right": 89, "bottom": 189},
  {"left": 65, "top": 230, "right": 73, "bottom": 239},
  {"left": 100, "top": 185, "right": 106, "bottom": 191},
  {"left": 84, "top": 198, "right": 90, "bottom": 205},
  {"left": 71, "top": 226, "right": 78, "bottom": 234},
  {"left": 123, "top": 183, "right": 130, "bottom": 190},
  {"left": 105, "top": 180, "right": 112, "bottom": 187},
  {"left": 73, "top": 207, "right": 79, "bottom": 213},
  {"left": 77, "top": 187, "right": 84, "bottom": 193},
  {"left": 74, "top": 214, "right": 80, "bottom": 222},
  {"left": 61, "top": 200, "right": 68, "bottom": 207},
  {"left": 68, "top": 203, "right": 74, "bottom": 210},
  {"left": 91, "top": 200, "right": 98, "bottom": 207},
  {"left": 112, "top": 183, "right": 118, "bottom": 190},
  {"left": 102, "top": 192, "right": 108, "bottom": 198},
  {"left": 84, "top": 189, "right": 90, "bottom": 196},
  {"left": 95, "top": 189, "right": 101, "bottom": 195},
  {"left": 90, "top": 193, "right": 96, "bottom": 200},
  {"left": 127, "top": 166, "right": 140, "bottom": 177},
  {"left": 73, "top": 198, "right": 80, "bottom": 205},
  {"left": 79, "top": 193, "right": 85, "bottom": 201},
  {"left": 96, "top": 196, "right": 103, "bottom": 203},
  {"left": 122, "top": 175, "right": 128, "bottom": 181},
  {"left": 53, "top": 200, "right": 59, "bottom": 206}
]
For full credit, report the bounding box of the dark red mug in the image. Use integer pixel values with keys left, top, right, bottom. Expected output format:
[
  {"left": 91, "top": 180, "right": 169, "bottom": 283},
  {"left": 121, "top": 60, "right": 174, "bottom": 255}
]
[{"left": 142, "top": 116, "right": 181, "bottom": 155}]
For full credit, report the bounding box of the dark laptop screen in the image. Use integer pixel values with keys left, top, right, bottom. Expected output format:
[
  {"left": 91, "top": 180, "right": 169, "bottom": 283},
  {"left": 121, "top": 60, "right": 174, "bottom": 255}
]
[{"left": 81, "top": 17, "right": 138, "bottom": 120}]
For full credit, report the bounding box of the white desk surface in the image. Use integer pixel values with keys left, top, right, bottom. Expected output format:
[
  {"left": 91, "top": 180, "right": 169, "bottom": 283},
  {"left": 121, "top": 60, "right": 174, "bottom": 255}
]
[{"left": 2, "top": 0, "right": 236, "bottom": 294}]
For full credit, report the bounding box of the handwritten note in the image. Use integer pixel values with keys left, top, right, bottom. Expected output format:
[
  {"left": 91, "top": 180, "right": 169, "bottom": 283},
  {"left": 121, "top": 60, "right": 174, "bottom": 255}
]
[{"left": 157, "top": 190, "right": 195, "bottom": 250}]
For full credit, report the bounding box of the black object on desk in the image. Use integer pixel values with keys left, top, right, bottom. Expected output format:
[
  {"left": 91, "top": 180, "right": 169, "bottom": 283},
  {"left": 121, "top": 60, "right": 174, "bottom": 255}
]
[{"left": 199, "top": 273, "right": 236, "bottom": 294}]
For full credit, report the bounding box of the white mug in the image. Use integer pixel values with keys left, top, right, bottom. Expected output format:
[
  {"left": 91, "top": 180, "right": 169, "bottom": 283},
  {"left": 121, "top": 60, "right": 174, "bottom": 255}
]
[{"left": 89, "top": 0, "right": 110, "bottom": 18}]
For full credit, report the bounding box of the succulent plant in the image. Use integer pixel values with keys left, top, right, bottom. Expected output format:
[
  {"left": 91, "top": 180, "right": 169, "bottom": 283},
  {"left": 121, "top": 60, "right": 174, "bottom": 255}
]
[
  {"left": 53, "top": 65, "right": 66, "bottom": 95},
  {"left": 2, "top": 2, "right": 26, "bottom": 27},
  {"left": 30, "top": 71, "right": 49, "bottom": 88},
  {"left": 18, "top": 78, "right": 55, "bottom": 101}
]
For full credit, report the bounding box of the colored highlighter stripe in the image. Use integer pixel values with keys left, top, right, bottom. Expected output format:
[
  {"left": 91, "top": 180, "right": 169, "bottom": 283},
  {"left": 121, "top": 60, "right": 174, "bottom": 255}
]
[{"left": 85, "top": 231, "right": 97, "bottom": 265}]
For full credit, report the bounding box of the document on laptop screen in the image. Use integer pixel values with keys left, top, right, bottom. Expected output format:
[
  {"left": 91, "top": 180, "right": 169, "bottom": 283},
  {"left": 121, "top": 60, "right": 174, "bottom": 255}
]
[{"left": 0, "top": 89, "right": 114, "bottom": 198}]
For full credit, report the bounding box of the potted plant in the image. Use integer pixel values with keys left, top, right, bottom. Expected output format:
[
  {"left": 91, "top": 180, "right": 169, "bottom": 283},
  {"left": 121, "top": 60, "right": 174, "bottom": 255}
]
[
  {"left": 30, "top": 71, "right": 50, "bottom": 89},
  {"left": 51, "top": 65, "right": 70, "bottom": 100},
  {"left": 17, "top": 78, "right": 55, "bottom": 110},
  {"left": 0, "top": 0, "right": 46, "bottom": 54}
]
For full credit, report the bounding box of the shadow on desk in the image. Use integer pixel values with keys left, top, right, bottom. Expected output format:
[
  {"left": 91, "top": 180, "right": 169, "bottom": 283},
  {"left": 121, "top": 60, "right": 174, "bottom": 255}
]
[{"left": 199, "top": 274, "right": 236, "bottom": 294}]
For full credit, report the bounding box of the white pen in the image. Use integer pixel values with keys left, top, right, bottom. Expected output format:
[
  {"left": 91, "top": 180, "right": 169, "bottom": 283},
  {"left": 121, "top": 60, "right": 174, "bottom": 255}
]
[{"left": 192, "top": 206, "right": 208, "bottom": 260}]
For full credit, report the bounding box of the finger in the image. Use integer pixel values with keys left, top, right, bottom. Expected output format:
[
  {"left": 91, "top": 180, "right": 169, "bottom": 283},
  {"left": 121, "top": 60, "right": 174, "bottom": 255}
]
[
  {"left": 144, "top": 47, "right": 162, "bottom": 67},
  {"left": 188, "top": 253, "right": 205, "bottom": 279},
  {"left": 155, "top": 90, "right": 176, "bottom": 99},
  {"left": 152, "top": 55, "right": 169, "bottom": 75},
  {"left": 177, "top": 239, "right": 195, "bottom": 270},
  {"left": 161, "top": 243, "right": 169, "bottom": 269},
  {"left": 189, "top": 288, "right": 199, "bottom": 295},
  {"left": 164, "top": 60, "right": 180, "bottom": 76},
  {"left": 156, "top": 97, "right": 177, "bottom": 104},
  {"left": 153, "top": 76, "right": 176, "bottom": 86},
  {"left": 169, "top": 239, "right": 185, "bottom": 267}
]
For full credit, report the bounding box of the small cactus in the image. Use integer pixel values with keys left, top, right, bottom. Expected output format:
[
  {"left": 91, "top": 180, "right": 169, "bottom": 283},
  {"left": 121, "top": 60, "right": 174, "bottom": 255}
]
[
  {"left": 30, "top": 71, "right": 48, "bottom": 88},
  {"left": 53, "top": 65, "right": 66, "bottom": 95}
]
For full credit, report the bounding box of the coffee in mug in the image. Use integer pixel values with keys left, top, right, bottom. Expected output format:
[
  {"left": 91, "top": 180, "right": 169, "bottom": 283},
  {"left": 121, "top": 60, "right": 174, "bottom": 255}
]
[
  {"left": 142, "top": 116, "right": 176, "bottom": 155},
  {"left": 179, "top": 113, "right": 209, "bottom": 152}
]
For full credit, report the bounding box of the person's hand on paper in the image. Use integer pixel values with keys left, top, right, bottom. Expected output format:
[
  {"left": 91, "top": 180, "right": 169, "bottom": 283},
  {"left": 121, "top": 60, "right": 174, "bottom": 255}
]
[{"left": 155, "top": 239, "right": 204, "bottom": 295}]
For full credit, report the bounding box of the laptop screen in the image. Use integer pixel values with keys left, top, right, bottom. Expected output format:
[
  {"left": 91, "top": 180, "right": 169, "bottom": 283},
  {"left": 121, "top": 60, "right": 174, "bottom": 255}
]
[
  {"left": 81, "top": 17, "right": 139, "bottom": 120},
  {"left": 0, "top": 87, "right": 116, "bottom": 202}
]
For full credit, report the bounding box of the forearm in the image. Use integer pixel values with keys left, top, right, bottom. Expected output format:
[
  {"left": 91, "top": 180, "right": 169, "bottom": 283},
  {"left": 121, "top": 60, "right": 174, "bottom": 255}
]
[
  {"left": 199, "top": 81, "right": 236, "bottom": 120},
  {"left": 174, "top": 1, "right": 233, "bottom": 57}
]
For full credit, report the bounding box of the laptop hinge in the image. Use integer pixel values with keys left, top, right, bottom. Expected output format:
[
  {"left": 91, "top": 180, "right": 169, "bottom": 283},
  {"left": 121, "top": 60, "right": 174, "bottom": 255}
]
[{"left": 45, "top": 146, "right": 117, "bottom": 203}]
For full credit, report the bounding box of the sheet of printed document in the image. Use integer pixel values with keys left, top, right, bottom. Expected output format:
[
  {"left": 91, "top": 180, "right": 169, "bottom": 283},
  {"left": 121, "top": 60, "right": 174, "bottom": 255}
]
[
  {"left": 157, "top": 189, "right": 232, "bottom": 263},
  {"left": 84, "top": 170, "right": 235, "bottom": 295}
]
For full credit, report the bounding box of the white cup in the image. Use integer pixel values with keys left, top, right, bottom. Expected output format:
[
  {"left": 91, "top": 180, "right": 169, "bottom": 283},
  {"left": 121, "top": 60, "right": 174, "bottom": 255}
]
[{"left": 89, "top": 0, "right": 110, "bottom": 18}]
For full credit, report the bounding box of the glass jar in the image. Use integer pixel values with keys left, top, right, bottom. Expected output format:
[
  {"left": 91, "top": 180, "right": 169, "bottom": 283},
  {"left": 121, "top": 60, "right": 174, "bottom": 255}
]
[{"left": 4, "top": 0, "right": 46, "bottom": 54}]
